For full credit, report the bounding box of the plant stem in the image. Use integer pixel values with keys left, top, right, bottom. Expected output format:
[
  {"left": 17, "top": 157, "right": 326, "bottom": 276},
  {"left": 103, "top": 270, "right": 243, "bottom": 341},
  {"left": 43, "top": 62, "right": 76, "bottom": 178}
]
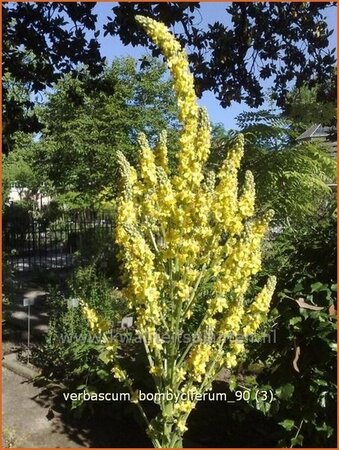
[
  {"left": 182, "top": 267, "right": 205, "bottom": 318},
  {"left": 290, "top": 419, "right": 304, "bottom": 448}
]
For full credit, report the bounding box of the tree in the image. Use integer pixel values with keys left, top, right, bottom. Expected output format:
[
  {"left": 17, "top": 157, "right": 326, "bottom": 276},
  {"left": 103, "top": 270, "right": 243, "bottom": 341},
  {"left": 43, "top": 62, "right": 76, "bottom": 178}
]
[
  {"left": 2, "top": 72, "right": 42, "bottom": 154},
  {"left": 2, "top": 1, "right": 104, "bottom": 153},
  {"left": 282, "top": 70, "right": 337, "bottom": 136},
  {"left": 32, "top": 57, "right": 179, "bottom": 208},
  {"left": 3, "top": 2, "right": 336, "bottom": 152},
  {"left": 2, "top": 132, "right": 41, "bottom": 205}
]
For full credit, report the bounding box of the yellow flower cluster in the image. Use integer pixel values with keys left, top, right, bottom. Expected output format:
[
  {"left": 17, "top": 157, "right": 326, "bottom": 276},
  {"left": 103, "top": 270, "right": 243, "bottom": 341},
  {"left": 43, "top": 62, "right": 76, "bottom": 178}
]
[
  {"left": 239, "top": 171, "right": 255, "bottom": 219},
  {"left": 224, "top": 341, "right": 246, "bottom": 369},
  {"left": 149, "top": 365, "right": 163, "bottom": 377},
  {"left": 219, "top": 302, "right": 245, "bottom": 335},
  {"left": 135, "top": 16, "right": 196, "bottom": 123},
  {"left": 174, "top": 400, "right": 195, "bottom": 414},
  {"left": 242, "top": 276, "right": 277, "bottom": 336},
  {"left": 114, "top": 11, "right": 276, "bottom": 389},
  {"left": 82, "top": 304, "right": 110, "bottom": 335},
  {"left": 138, "top": 133, "right": 157, "bottom": 187},
  {"left": 111, "top": 16, "right": 277, "bottom": 447},
  {"left": 154, "top": 130, "right": 169, "bottom": 171},
  {"left": 114, "top": 151, "right": 164, "bottom": 348},
  {"left": 112, "top": 366, "right": 127, "bottom": 382},
  {"left": 214, "top": 211, "right": 273, "bottom": 299},
  {"left": 136, "top": 15, "right": 205, "bottom": 189},
  {"left": 81, "top": 305, "right": 131, "bottom": 387},
  {"left": 187, "top": 344, "right": 213, "bottom": 382}
]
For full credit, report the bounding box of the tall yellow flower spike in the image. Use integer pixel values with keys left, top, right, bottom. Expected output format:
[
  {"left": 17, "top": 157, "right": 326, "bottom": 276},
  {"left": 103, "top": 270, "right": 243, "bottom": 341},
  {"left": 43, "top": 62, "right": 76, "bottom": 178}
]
[{"left": 83, "top": 16, "right": 276, "bottom": 449}]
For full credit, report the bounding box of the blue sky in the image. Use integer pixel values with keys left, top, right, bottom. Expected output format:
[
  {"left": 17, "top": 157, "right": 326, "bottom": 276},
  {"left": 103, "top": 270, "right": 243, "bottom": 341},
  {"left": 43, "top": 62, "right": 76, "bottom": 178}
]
[{"left": 91, "top": 2, "right": 337, "bottom": 130}]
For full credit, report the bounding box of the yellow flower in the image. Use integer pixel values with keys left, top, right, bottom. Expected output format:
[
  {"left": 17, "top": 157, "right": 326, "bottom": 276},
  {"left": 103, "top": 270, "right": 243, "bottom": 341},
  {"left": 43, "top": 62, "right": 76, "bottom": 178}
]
[
  {"left": 174, "top": 400, "right": 195, "bottom": 414},
  {"left": 224, "top": 352, "right": 238, "bottom": 369},
  {"left": 175, "top": 367, "right": 187, "bottom": 383},
  {"left": 149, "top": 365, "right": 163, "bottom": 377},
  {"left": 205, "top": 317, "right": 217, "bottom": 329},
  {"left": 219, "top": 303, "right": 245, "bottom": 335},
  {"left": 229, "top": 340, "right": 245, "bottom": 355},
  {"left": 207, "top": 296, "right": 227, "bottom": 314},
  {"left": 176, "top": 418, "right": 188, "bottom": 433},
  {"left": 105, "top": 341, "right": 119, "bottom": 361},
  {"left": 112, "top": 366, "right": 127, "bottom": 382},
  {"left": 176, "top": 280, "right": 191, "bottom": 300}
]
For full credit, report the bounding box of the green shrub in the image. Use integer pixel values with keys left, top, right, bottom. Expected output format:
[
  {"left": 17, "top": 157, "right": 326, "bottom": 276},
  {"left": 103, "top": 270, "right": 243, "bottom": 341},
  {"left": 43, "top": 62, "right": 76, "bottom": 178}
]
[
  {"left": 244, "top": 205, "right": 337, "bottom": 447},
  {"left": 32, "top": 266, "right": 129, "bottom": 414}
]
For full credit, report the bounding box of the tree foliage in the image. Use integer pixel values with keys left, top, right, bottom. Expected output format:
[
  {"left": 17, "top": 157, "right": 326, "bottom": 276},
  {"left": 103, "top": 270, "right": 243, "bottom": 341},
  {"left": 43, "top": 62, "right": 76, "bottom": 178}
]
[
  {"left": 282, "top": 71, "right": 337, "bottom": 136},
  {"left": 2, "top": 1, "right": 105, "bottom": 153},
  {"left": 3, "top": 2, "right": 336, "bottom": 152},
  {"left": 3, "top": 2, "right": 103, "bottom": 90},
  {"left": 2, "top": 132, "right": 41, "bottom": 204},
  {"left": 33, "top": 57, "right": 179, "bottom": 207},
  {"left": 107, "top": 2, "right": 336, "bottom": 107}
]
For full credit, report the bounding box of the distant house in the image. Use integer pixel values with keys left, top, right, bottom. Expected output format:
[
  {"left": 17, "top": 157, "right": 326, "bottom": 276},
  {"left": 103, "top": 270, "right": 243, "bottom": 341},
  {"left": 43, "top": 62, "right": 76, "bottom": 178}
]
[
  {"left": 296, "top": 124, "right": 337, "bottom": 191},
  {"left": 7, "top": 185, "right": 51, "bottom": 209},
  {"left": 296, "top": 124, "right": 337, "bottom": 159}
]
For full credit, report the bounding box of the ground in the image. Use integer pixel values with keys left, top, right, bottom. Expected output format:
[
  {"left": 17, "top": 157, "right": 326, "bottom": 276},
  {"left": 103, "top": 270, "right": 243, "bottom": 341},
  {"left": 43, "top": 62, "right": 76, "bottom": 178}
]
[
  {"left": 2, "top": 363, "right": 281, "bottom": 448},
  {"left": 2, "top": 367, "right": 83, "bottom": 448}
]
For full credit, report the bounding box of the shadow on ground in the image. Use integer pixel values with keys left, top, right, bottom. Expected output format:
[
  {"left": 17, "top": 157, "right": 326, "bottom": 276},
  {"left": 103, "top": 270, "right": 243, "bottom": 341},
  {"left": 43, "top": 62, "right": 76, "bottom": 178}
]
[
  {"left": 29, "top": 378, "right": 281, "bottom": 448},
  {"left": 32, "top": 384, "right": 152, "bottom": 447}
]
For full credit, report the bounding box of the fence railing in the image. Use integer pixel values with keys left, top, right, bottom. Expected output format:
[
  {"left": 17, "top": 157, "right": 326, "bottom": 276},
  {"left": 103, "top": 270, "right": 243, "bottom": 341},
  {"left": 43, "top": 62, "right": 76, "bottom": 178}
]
[{"left": 3, "top": 211, "right": 114, "bottom": 272}]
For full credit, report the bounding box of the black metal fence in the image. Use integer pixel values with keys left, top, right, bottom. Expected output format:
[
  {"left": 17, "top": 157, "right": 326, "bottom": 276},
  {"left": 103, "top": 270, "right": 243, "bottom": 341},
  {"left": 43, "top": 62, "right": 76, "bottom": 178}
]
[{"left": 3, "top": 210, "right": 114, "bottom": 272}]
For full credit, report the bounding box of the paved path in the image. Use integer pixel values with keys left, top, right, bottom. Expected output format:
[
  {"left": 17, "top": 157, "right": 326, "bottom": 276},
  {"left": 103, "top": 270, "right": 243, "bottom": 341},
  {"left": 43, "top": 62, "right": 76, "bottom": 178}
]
[
  {"left": 2, "top": 366, "right": 154, "bottom": 448},
  {"left": 2, "top": 367, "right": 87, "bottom": 448}
]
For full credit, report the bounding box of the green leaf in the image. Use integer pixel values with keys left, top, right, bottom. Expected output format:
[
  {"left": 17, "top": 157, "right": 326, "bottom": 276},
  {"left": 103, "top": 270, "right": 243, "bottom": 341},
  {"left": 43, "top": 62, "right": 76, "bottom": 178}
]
[
  {"left": 279, "top": 419, "right": 295, "bottom": 431},
  {"left": 276, "top": 383, "right": 295, "bottom": 400},
  {"left": 97, "top": 369, "right": 110, "bottom": 380},
  {"left": 290, "top": 435, "right": 304, "bottom": 447},
  {"left": 310, "top": 281, "right": 327, "bottom": 292},
  {"left": 98, "top": 350, "right": 111, "bottom": 365},
  {"left": 256, "top": 400, "right": 271, "bottom": 414},
  {"left": 329, "top": 342, "right": 337, "bottom": 352},
  {"left": 313, "top": 379, "right": 328, "bottom": 386},
  {"left": 292, "top": 283, "right": 303, "bottom": 293},
  {"left": 289, "top": 316, "right": 302, "bottom": 326}
]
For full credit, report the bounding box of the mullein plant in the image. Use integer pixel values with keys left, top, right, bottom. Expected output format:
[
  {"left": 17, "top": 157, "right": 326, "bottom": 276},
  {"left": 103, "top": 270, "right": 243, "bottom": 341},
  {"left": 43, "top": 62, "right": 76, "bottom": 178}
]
[{"left": 83, "top": 16, "right": 276, "bottom": 448}]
